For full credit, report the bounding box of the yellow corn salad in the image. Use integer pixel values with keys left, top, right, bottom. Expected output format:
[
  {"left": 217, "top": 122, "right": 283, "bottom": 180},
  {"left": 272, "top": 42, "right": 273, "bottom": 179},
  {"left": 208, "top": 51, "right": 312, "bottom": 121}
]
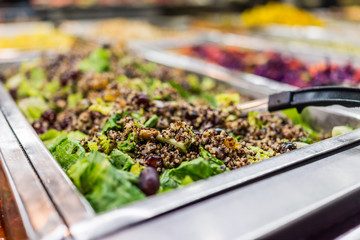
[{"left": 241, "top": 2, "right": 324, "bottom": 27}]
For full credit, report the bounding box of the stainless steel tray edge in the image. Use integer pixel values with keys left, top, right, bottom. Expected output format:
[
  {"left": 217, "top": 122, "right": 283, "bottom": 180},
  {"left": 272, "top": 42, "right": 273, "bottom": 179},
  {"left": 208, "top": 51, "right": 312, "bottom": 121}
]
[
  {"left": 0, "top": 111, "right": 68, "bottom": 239},
  {"left": 0, "top": 84, "right": 95, "bottom": 227}
]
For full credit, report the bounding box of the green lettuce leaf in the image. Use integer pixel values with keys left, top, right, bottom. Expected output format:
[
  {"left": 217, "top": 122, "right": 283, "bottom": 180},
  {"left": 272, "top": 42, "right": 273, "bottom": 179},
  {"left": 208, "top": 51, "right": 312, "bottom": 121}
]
[
  {"left": 68, "top": 131, "right": 87, "bottom": 141},
  {"left": 103, "top": 111, "right": 128, "bottom": 134},
  {"left": 67, "top": 151, "right": 145, "bottom": 213},
  {"left": 109, "top": 149, "right": 134, "bottom": 171},
  {"left": 247, "top": 146, "right": 274, "bottom": 163},
  {"left": 144, "top": 115, "right": 159, "bottom": 128},
  {"left": 18, "top": 97, "right": 49, "bottom": 123},
  {"left": 78, "top": 48, "right": 111, "bottom": 73},
  {"left": 67, "top": 93, "right": 83, "bottom": 108},
  {"left": 332, "top": 125, "right": 354, "bottom": 137},
  {"left": 89, "top": 98, "right": 113, "bottom": 115},
  {"left": 117, "top": 133, "right": 137, "bottom": 152},
  {"left": 160, "top": 155, "right": 224, "bottom": 191},
  {"left": 52, "top": 138, "right": 86, "bottom": 171},
  {"left": 248, "top": 111, "right": 264, "bottom": 130},
  {"left": 40, "top": 129, "right": 67, "bottom": 152},
  {"left": 282, "top": 108, "right": 320, "bottom": 141}
]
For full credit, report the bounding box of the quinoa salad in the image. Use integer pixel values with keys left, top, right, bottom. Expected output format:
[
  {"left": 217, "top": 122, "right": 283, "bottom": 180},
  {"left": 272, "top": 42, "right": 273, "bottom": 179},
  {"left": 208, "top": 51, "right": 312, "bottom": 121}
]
[{"left": 2, "top": 46, "right": 328, "bottom": 213}]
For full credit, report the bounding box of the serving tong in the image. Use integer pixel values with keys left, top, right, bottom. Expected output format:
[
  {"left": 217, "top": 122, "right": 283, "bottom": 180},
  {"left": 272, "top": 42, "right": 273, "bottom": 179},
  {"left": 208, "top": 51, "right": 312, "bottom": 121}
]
[{"left": 238, "top": 86, "right": 360, "bottom": 117}]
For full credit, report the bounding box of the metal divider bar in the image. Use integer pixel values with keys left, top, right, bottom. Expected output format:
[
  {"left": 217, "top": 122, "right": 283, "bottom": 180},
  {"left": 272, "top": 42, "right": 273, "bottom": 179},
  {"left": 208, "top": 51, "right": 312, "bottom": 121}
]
[
  {"left": 0, "top": 111, "right": 68, "bottom": 239},
  {"left": 0, "top": 84, "right": 95, "bottom": 228}
]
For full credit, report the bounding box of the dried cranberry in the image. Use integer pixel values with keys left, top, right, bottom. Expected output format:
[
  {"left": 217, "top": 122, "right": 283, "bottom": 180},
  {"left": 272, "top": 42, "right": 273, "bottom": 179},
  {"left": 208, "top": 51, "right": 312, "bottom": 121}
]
[
  {"left": 136, "top": 94, "right": 150, "bottom": 106},
  {"left": 9, "top": 88, "right": 17, "bottom": 99},
  {"left": 145, "top": 155, "right": 162, "bottom": 168},
  {"left": 60, "top": 70, "right": 80, "bottom": 86},
  {"left": 32, "top": 121, "right": 45, "bottom": 134},
  {"left": 102, "top": 43, "right": 111, "bottom": 49},
  {"left": 138, "top": 167, "right": 160, "bottom": 196},
  {"left": 41, "top": 109, "right": 57, "bottom": 124},
  {"left": 90, "top": 111, "right": 105, "bottom": 119},
  {"left": 185, "top": 110, "right": 199, "bottom": 120},
  {"left": 125, "top": 68, "right": 136, "bottom": 78},
  {"left": 0, "top": 73, "right": 5, "bottom": 83},
  {"left": 60, "top": 117, "right": 71, "bottom": 129}
]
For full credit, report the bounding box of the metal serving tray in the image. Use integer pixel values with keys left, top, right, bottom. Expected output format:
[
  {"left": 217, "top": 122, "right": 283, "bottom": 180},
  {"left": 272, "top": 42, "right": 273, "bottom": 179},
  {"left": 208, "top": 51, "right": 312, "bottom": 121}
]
[
  {"left": 0, "top": 110, "right": 68, "bottom": 239},
  {"left": 127, "top": 32, "right": 360, "bottom": 93},
  {"left": 1, "top": 53, "right": 360, "bottom": 239}
]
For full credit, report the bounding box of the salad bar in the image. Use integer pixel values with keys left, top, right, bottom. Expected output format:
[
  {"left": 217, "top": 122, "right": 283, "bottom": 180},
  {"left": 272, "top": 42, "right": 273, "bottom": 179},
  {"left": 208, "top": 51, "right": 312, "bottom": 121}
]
[
  {"left": 2, "top": 3, "right": 360, "bottom": 239},
  {"left": 1, "top": 43, "right": 360, "bottom": 238}
]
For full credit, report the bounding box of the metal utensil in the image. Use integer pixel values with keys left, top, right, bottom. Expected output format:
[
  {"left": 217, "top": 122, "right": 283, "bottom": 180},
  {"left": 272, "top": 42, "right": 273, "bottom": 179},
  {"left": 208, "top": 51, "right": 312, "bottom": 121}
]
[{"left": 238, "top": 86, "right": 360, "bottom": 117}]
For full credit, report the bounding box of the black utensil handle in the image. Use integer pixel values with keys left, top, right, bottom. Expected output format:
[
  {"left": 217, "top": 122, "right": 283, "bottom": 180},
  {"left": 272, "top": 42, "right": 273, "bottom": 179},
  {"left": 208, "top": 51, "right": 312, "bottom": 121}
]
[{"left": 268, "top": 86, "right": 360, "bottom": 112}]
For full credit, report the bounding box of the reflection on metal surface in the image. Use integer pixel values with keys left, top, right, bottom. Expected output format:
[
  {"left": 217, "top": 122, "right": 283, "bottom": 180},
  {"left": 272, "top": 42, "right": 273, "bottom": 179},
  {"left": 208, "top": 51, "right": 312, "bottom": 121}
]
[
  {"left": 0, "top": 111, "right": 67, "bottom": 239},
  {"left": 0, "top": 84, "right": 95, "bottom": 229},
  {"left": 0, "top": 157, "right": 27, "bottom": 240}
]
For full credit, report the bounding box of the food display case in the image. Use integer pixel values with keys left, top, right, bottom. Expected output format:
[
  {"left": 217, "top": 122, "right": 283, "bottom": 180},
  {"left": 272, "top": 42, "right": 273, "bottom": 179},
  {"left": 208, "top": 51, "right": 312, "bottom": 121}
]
[
  {"left": 2, "top": 39, "right": 360, "bottom": 239},
  {"left": 2, "top": 2, "right": 360, "bottom": 238}
]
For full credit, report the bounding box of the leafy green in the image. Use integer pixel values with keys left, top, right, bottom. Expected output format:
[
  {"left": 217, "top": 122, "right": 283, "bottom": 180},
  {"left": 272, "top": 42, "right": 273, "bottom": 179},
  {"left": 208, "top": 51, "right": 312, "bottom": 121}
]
[
  {"left": 52, "top": 138, "right": 86, "bottom": 171},
  {"left": 134, "top": 61, "right": 157, "bottom": 75},
  {"left": 67, "top": 151, "right": 145, "bottom": 213},
  {"left": 247, "top": 146, "right": 274, "bottom": 163},
  {"left": 68, "top": 131, "right": 87, "bottom": 141},
  {"left": 187, "top": 74, "right": 200, "bottom": 93},
  {"left": 160, "top": 154, "right": 224, "bottom": 191},
  {"left": 29, "top": 68, "right": 46, "bottom": 88},
  {"left": 156, "top": 134, "right": 188, "bottom": 153},
  {"left": 248, "top": 111, "right": 264, "bottom": 130},
  {"left": 169, "top": 80, "right": 191, "bottom": 99},
  {"left": 332, "top": 125, "right": 354, "bottom": 137},
  {"left": 18, "top": 97, "right": 49, "bottom": 123},
  {"left": 88, "top": 142, "right": 98, "bottom": 151},
  {"left": 89, "top": 98, "right": 113, "bottom": 115},
  {"left": 130, "top": 163, "right": 145, "bottom": 176},
  {"left": 40, "top": 129, "right": 67, "bottom": 151},
  {"left": 117, "top": 133, "right": 137, "bottom": 152},
  {"left": 144, "top": 115, "right": 159, "bottom": 128},
  {"left": 17, "top": 80, "right": 42, "bottom": 98},
  {"left": 201, "top": 93, "right": 217, "bottom": 108},
  {"left": 201, "top": 77, "right": 216, "bottom": 91},
  {"left": 67, "top": 93, "right": 83, "bottom": 108},
  {"left": 78, "top": 48, "right": 111, "bottom": 73},
  {"left": 109, "top": 149, "right": 134, "bottom": 171},
  {"left": 215, "top": 93, "right": 241, "bottom": 107},
  {"left": 98, "top": 135, "right": 113, "bottom": 154},
  {"left": 103, "top": 111, "right": 128, "bottom": 134},
  {"left": 44, "top": 81, "right": 60, "bottom": 98},
  {"left": 282, "top": 108, "right": 320, "bottom": 140},
  {"left": 5, "top": 73, "right": 25, "bottom": 89}
]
